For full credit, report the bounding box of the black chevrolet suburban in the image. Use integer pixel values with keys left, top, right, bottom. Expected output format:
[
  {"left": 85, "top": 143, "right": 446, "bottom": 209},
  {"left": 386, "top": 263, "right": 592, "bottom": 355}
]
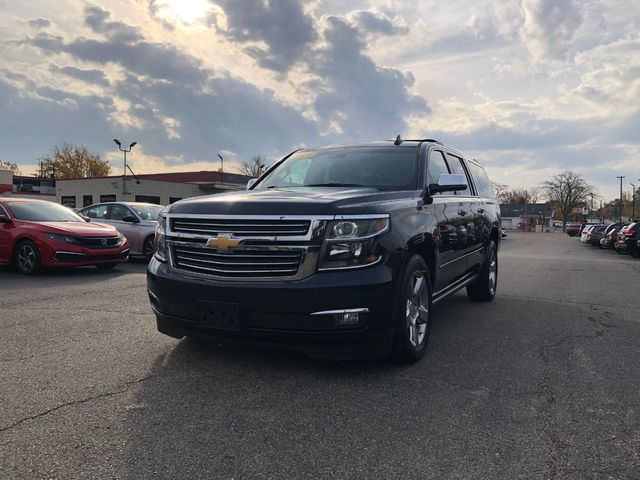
[{"left": 147, "top": 138, "right": 501, "bottom": 363}]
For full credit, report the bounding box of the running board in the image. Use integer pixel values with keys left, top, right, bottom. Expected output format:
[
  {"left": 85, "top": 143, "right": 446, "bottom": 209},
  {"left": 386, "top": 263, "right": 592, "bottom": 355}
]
[{"left": 433, "top": 273, "right": 479, "bottom": 304}]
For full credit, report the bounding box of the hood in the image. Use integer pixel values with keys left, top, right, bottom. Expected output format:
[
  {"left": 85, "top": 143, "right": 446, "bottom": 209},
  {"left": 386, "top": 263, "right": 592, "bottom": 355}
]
[
  {"left": 38, "top": 221, "right": 119, "bottom": 237},
  {"left": 167, "top": 187, "right": 416, "bottom": 216}
]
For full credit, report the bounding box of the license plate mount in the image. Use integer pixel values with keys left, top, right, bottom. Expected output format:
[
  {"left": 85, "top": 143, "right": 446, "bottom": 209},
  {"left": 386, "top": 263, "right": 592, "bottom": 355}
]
[{"left": 197, "top": 301, "right": 240, "bottom": 331}]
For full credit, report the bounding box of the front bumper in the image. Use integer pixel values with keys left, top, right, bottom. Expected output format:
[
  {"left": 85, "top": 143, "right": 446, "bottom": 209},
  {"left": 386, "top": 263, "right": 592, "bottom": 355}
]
[{"left": 147, "top": 258, "right": 401, "bottom": 358}]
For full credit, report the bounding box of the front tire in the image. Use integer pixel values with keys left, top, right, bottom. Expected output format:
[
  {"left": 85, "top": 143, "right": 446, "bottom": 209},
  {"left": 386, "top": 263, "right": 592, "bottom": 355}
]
[
  {"left": 467, "top": 240, "right": 498, "bottom": 302},
  {"left": 390, "top": 255, "right": 432, "bottom": 364},
  {"left": 14, "top": 240, "right": 41, "bottom": 275},
  {"left": 143, "top": 236, "right": 155, "bottom": 261}
]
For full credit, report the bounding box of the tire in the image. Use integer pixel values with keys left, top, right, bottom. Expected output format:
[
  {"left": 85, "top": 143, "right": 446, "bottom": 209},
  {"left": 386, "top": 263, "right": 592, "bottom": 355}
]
[
  {"left": 467, "top": 240, "right": 498, "bottom": 302},
  {"left": 143, "top": 235, "right": 155, "bottom": 261},
  {"left": 390, "top": 255, "right": 432, "bottom": 364},
  {"left": 96, "top": 263, "right": 118, "bottom": 270},
  {"left": 14, "top": 240, "right": 41, "bottom": 275}
]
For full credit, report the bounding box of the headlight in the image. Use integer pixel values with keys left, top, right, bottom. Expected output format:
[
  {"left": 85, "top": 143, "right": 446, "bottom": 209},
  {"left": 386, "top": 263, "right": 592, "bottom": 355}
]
[
  {"left": 154, "top": 216, "right": 167, "bottom": 262},
  {"left": 318, "top": 216, "right": 389, "bottom": 270},
  {"left": 116, "top": 231, "right": 125, "bottom": 244},
  {"left": 44, "top": 233, "right": 80, "bottom": 244}
]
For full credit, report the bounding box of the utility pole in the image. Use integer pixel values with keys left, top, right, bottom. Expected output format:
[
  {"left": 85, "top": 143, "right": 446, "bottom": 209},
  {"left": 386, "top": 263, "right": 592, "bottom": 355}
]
[
  {"left": 616, "top": 176, "right": 625, "bottom": 223},
  {"left": 589, "top": 193, "right": 594, "bottom": 221},
  {"left": 631, "top": 182, "right": 637, "bottom": 220}
]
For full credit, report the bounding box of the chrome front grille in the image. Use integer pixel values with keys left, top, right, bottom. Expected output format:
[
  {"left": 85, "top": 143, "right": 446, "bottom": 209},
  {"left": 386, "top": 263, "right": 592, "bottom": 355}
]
[
  {"left": 172, "top": 245, "right": 302, "bottom": 278},
  {"left": 170, "top": 218, "right": 311, "bottom": 237}
]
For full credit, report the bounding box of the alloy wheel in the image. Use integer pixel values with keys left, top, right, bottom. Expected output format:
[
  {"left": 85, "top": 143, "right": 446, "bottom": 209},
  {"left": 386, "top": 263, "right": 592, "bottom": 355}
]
[
  {"left": 17, "top": 244, "right": 36, "bottom": 273},
  {"left": 406, "top": 271, "right": 429, "bottom": 348},
  {"left": 488, "top": 251, "right": 497, "bottom": 296}
]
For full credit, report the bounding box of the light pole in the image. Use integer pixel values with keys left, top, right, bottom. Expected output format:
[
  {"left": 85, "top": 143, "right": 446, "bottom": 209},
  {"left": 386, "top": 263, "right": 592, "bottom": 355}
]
[
  {"left": 114, "top": 139, "right": 139, "bottom": 195},
  {"left": 217, "top": 153, "right": 224, "bottom": 185},
  {"left": 616, "top": 176, "right": 625, "bottom": 222},
  {"left": 589, "top": 193, "right": 594, "bottom": 221},
  {"left": 631, "top": 182, "right": 636, "bottom": 220}
]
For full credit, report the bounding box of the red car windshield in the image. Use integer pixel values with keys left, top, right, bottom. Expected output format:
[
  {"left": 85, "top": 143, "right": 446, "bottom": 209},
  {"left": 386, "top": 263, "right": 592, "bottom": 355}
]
[{"left": 3, "top": 201, "right": 83, "bottom": 222}]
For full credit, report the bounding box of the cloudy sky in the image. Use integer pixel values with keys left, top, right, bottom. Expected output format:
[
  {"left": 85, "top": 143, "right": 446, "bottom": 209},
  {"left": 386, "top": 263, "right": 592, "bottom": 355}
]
[{"left": 0, "top": 0, "right": 638, "bottom": 199}]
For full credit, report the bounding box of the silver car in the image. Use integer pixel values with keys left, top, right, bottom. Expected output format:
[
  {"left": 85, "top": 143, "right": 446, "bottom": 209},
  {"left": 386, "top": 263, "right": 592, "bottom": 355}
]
[{"left": 78, "top": 202, "right": 163, "bottom": 259}]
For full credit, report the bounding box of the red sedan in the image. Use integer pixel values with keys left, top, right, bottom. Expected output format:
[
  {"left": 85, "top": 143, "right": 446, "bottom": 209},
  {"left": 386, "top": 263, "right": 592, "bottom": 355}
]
[{"left": 0, "top": 198, "right": 129, "bottom": 274}]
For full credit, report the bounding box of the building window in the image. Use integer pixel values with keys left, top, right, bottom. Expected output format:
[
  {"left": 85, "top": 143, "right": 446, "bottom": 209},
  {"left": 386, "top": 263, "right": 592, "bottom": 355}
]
[
  {"left": 83, "top": 195, "right": 93, "bottom": 207},
  {"left": 61, "top": 196, "right": 76, "bottom": 208},
  {"left": 100, "top": 194, "right": 116, "bottom": 203},
  {"left": 135, "top": 195, "right": 161, "bottom": 205},
  {"left": 169, "top": 197, "right": 182, "bottom": 204}
]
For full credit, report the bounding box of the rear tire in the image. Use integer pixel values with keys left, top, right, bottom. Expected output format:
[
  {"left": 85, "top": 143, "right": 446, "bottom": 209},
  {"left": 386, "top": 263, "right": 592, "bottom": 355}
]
[
  {"left": 467, "top": 240, "right": 498, "bottom": 302},
  {"left": 390, "top": 255, "right": 432, "bottom": 364},
  {"left": 14, "top": 240, "right": 41, "bottom": 275}
]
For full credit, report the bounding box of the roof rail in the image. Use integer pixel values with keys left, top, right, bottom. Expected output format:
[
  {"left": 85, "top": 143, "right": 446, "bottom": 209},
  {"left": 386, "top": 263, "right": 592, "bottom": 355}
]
[{"left": 391, "top": 136, "right": 441, "bottom": 145}]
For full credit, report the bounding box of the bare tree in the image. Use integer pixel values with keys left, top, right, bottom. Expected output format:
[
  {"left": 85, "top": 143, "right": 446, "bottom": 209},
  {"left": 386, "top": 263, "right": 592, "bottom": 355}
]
[
  {"left": 492, "top": 182, "right": 510, "bottom": 203},
  {"left": 0, "top": 160, "right": 21, "bottom": 175},
  {"left": 541, "top": 171, "right": 596, "bottom": 232},
  {"left": 237, "top": 155, "right": 267, "bottom": 178}
]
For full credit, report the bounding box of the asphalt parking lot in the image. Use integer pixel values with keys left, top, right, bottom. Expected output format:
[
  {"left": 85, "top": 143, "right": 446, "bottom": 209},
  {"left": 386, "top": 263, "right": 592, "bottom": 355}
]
[{"left": 1, "top": 232, "right": 639, "bottom": 480}]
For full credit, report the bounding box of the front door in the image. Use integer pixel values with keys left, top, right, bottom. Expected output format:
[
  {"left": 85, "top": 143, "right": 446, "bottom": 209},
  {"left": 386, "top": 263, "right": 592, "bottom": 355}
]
[{"left": 0, "top": 204, "right": 11, "bottom": 264}]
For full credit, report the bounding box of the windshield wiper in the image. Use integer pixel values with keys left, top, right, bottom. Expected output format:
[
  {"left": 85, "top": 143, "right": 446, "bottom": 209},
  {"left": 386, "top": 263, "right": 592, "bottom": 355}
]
[{"left": 305, "top": 183, "right": 366, "bottom": 188}]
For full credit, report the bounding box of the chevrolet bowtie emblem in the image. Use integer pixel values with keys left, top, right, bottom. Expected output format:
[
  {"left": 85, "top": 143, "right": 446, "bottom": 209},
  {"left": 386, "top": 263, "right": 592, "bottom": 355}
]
[{"left": 206, "top": 234, "right": 241, "bottom": 252}]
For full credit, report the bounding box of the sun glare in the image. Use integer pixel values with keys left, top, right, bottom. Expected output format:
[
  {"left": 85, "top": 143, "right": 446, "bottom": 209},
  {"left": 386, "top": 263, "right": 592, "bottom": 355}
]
[{"left": 156, "top": 0, "right": 211, "bottom": 24}]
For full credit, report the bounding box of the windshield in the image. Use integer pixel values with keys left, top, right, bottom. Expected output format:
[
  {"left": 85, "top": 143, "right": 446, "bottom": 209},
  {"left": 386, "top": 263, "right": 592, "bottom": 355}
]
[
  {"left": 255, "top": 147, "right": 419, "bottom": 191},
  {"left": 129, "top": 203, "right": 163, "bottom": 221},
  {"left": 4, "top": 201, "right": 83, "bottom": 222}
]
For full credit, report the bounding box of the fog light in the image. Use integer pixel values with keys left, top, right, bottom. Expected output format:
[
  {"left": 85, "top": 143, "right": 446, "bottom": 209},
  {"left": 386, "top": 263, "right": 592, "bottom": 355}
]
[{"left": 334, "top": 312, "right": 360, "bottom": 325}]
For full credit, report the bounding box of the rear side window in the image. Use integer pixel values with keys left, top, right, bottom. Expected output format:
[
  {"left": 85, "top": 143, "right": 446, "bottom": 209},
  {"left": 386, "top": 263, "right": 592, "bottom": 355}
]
[
  {"left": 466, "top": 161, "right": 494, "bottom": 198},
  {"left": 84, "top": 204, "right": 109, "bottom": 219}
]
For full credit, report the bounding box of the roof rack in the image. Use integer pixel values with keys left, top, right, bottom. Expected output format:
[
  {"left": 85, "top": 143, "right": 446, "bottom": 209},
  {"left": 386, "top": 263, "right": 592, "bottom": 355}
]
[{"left": 392, "top": 135, "right": 441, "bottom": 145}]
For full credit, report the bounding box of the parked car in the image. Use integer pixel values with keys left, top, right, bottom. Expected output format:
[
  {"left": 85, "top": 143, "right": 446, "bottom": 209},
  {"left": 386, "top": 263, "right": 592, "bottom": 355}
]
[
  {"left": 566, "top": 223, "right": 581, "bottom": 236},
  {"left": 614, "top": 221, "right": 640, "bottom": 257},
  {"left": 77, "top": 202, "right": 163, "bottom": 260},
  {"left": 580, "top": 224, "right": 597, "bottom": 243},
  {"left": 587, "top": 225, "right": 607, "bottom": 247},
  {"left": 0, "top": 198, "right": 129, "bottom": 274},
  {"left": 601, "top": 223, "right": 624, "bottom": 249},
  {"left": 148, "top": 138, "right": 501, "bottom": 363}
]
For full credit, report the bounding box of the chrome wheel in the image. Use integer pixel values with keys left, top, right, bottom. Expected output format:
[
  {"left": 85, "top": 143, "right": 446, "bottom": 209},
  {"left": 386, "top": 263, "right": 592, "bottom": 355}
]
[
  {"left": 17, "top": 244, "right": 37, "bottom": 273},
  {"left": 488, "top": 251, "right": 497, "bottom": 296},
  {"left": 406, "top": 271, "right": 429, "bottom": 348}
]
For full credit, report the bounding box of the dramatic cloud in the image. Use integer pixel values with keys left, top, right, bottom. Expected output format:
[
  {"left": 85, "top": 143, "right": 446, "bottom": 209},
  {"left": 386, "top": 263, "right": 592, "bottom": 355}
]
[
  {"left": 0, "top": 0, "right": 638, "bottom": 198},
  {"left": 214, "top": 0, "right": 317, "bottom": 72}
]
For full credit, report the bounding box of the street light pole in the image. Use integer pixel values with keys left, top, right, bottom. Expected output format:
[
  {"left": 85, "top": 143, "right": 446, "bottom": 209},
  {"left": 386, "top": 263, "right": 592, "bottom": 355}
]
[
  {"left": 616, "top": 176, "right": 625, "bottom": 222},
  {"left": 114, "top": 139, "right": 138, "bottom": 195},
  {"left": 217, "top": 153, "right": 224, "bottom": 185}
]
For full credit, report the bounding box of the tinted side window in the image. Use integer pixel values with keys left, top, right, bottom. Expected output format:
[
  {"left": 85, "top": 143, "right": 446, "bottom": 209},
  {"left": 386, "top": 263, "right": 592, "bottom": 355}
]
[
  {"left": 466, "top": 162, "right": 494, "bottom": 198},
  {"left": 427, "top": 150, "right": 451, "bottom": 192},
  {"left": 109, "top": 204, "right": 132, "bottom": 221},
  {"left": 84, "top": 204, "right": 109, "bottom": 219}
]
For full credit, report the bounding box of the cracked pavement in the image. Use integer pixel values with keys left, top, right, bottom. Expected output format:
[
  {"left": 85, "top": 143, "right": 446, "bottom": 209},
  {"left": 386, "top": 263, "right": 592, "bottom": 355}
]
[{"left": 1, "top": 233, "right": 639, "bottom": 479}]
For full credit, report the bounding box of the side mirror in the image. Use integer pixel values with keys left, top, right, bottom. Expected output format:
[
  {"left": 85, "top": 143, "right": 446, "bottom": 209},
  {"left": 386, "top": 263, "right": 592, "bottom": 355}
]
[
  {"left": 428, "top": 174, "right": 468, "bottom": 194},
  {"left": 246, "top": 178, "right": 258, "bottom": 190},
  {"left": 79, "top": 214, "right": 91, "bottom": 222},
  {"left": 121, "top": 215, "right": 139, "bottom": 223},
  {"left": 0, "top": 213, "right": 11, "bottom": 224}
]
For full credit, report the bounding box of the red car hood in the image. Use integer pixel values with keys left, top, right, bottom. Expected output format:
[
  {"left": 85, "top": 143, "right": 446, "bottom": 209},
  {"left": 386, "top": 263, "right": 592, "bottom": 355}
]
[{"left": 37, "top": 221, "right": 119, "bottom": 237}]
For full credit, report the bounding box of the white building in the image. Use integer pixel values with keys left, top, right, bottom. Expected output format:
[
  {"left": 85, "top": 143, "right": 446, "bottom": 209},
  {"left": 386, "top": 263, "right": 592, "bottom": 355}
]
[{"left": 1, "top": 170, "right": 251, "bottom": 207}]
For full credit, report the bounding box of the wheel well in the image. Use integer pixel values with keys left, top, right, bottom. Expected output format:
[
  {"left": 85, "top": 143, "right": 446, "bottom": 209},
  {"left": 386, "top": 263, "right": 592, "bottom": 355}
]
[
  {"left": 490, "top": 227, "right": 500, "bottom": 250},
  {"left": 408, "top": 241, "right": 436, "bottom": 284}
]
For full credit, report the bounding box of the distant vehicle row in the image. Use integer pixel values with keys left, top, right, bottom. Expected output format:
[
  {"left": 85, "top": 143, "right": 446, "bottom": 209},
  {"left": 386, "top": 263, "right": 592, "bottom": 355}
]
[{"left": 569, "top": 221, "right": 640, "bottom": 257}]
